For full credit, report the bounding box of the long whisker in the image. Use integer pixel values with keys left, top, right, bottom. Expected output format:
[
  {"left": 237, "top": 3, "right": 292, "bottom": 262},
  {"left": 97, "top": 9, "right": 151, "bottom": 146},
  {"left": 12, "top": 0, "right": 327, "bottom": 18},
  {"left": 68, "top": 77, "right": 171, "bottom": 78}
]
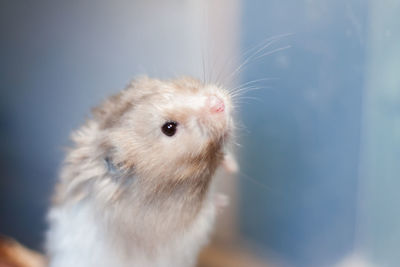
[
  {"left": 230, "top": 88, "right": 263, "bottom": 100},
  {"left": 237, "top": 170, "right": 280, "bottom": 194},
  {"left": 254, "top": 45, "right": 291, "bottom": 60},
  {"left": 202, "top": 43, "right": 206, "bottom": 84},
  {"left": 230, "top": 77, "right": 276, "bottom": 92},
  {"left": 241, "top": 33, "right": 293, "bottom": 58},
  {"left": 225, "top": 33, "right": 293, "bottom": 84},
  {"left": 213, "top": 33, "right": 292, "bottom": 87},
  {"left": 225, "top": 41, "right": 277, "bottom": 84},
  {"left": 230, "top": 85, "right": 274, "bottom": 99},
  {"left": 232, "top": 99, "right": 264, "bottom": 107}
]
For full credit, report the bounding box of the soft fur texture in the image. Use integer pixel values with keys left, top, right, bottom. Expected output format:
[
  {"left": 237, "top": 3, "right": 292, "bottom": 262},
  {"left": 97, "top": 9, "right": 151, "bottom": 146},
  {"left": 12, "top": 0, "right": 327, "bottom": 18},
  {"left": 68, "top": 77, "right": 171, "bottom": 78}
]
[{"left": 46, "top": 77, "right": 234, "bottom": 267}]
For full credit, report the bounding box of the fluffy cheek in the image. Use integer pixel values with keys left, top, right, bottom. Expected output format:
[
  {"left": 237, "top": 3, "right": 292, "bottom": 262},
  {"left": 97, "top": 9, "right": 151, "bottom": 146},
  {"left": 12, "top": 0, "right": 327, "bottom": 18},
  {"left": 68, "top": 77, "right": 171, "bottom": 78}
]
[
  {"left": 144, "top": 136, "right": 209, "bottom": 181},
  {"left": 107, "top": 114, "right": 219, "bottom": 183},
  {"left": 106, "top": 129, "right": 197, "bottom": 181}
]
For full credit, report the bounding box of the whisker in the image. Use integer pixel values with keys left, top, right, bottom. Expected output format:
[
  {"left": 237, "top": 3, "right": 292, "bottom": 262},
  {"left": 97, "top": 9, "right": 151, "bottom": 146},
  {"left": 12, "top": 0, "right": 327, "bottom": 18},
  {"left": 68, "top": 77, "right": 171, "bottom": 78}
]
[
  {"left": 233, "top": 96, "right": 263, "bottom": 102},
  {"left": 230, "top": 140, "right": 242, "bottom": 148},
  {"left": 230, "top": 85, "right": 274, "bottom": 99},
  {"left": 241, "top": 33, "right": 293, "bottom": 58},
  {"left": 253, "top": 45, "right": 292, "bottom": 60},
  {"left": 231, "top": 85, "right": 265, "bottom": 95},
  {"left": 225, "top": 33, "right": 293, "bottom": 84},
  {"left": 212, "top": 33, "right": 292, "bottom": 88},
  {"left": 237, "top": 171, "right": 280, "bottom": 194},
  {"left": 202, "top": 43, "right": 206, "bottom": 84},
  {"left": 230, "top": 77, "right": 277, "bottom": 92}
]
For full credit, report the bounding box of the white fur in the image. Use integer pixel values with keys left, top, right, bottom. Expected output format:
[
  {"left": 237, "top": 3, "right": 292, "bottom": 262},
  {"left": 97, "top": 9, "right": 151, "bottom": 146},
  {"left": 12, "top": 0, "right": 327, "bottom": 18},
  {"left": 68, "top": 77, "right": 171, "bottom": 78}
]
[{"left": 46, "top": 198, "right": 216, "bottom": 267}]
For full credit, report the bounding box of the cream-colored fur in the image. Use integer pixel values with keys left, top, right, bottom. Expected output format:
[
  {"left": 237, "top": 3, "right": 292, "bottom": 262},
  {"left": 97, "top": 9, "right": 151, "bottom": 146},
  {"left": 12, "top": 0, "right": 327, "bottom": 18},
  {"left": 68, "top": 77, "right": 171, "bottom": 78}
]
[{"left": 46, "top": 77, "right": 235, "bottom": 267}]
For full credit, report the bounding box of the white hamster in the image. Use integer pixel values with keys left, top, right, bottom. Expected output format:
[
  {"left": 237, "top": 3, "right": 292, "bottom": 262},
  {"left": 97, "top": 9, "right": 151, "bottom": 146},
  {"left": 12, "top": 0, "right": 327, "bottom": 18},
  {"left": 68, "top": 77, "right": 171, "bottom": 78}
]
[{"left": 46, "top": 76, "right": 236, "bottom": 267}]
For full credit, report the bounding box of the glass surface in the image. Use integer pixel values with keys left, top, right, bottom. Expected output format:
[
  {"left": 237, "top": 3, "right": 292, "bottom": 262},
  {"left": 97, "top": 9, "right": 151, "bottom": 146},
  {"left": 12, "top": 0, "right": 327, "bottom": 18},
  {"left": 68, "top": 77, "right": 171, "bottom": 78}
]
[{"left": 239, "top": 0, "right": 400, "bottom": 266}]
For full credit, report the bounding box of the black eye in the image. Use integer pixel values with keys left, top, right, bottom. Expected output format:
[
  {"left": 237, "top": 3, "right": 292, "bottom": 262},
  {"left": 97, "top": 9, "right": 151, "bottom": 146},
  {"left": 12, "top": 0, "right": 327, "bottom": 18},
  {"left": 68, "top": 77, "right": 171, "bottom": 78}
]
[{"left": 161, "top": 121, "right": 178, "bottom": 137}]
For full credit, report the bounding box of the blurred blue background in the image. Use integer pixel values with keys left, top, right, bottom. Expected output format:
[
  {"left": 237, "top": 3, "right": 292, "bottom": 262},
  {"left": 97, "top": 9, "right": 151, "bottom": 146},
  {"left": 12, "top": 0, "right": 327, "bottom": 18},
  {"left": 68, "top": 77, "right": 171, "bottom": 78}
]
[
  {"left": 1, "top": 1, "right": 400, "bottom": 266},
  {"left": 239, "top": 0, "right": 365, "bottom": 266}
]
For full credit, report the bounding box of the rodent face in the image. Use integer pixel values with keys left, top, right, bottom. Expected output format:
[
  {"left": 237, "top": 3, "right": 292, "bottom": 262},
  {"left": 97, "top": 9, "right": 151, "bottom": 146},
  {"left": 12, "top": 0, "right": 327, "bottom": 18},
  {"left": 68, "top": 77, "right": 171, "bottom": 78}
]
[{"left": 103, "top": 77, "right": 233, "bottom": 184}]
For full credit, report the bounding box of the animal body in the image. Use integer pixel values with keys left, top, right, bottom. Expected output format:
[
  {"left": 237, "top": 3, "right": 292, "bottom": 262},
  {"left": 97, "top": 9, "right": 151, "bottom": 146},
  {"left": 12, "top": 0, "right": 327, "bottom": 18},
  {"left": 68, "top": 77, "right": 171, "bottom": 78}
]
[{"left": 45, "top": 76, "right": 236, "bottom": 267}]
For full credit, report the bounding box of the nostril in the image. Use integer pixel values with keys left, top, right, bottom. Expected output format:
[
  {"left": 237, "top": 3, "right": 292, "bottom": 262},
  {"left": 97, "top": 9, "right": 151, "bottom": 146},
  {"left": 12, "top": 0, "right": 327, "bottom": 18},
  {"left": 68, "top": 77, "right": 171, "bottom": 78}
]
[{"left": 207, "top": 95, "right": 225, "bottom": 113}]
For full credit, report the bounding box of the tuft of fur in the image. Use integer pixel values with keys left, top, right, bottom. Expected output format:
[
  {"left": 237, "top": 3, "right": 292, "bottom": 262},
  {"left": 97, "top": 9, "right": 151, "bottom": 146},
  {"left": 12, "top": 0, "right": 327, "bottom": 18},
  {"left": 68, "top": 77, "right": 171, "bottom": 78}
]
[{"left": 46, "top": 77, "right": 235, "bottom": 267}]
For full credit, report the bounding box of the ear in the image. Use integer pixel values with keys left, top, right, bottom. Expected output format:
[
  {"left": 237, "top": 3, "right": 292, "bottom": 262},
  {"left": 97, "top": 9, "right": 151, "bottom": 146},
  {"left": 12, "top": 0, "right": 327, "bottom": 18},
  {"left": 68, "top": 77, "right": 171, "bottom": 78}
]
[
  {"left": 91, "top": 89, "right": 134, "bottom": 129},
  {"left": 221, "top": 152, "right": 239, "bottom": 174},
  {"left": 91, "top": 76, "right": 159, "bottom": 129}
]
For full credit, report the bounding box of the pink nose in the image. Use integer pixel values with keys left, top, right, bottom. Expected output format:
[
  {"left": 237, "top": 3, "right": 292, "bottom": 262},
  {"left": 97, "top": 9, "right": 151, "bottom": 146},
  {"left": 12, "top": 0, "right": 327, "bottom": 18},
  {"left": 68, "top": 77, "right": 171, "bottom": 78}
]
[{"left": 207, "top": 95, "right": 225, "bottom": 113}]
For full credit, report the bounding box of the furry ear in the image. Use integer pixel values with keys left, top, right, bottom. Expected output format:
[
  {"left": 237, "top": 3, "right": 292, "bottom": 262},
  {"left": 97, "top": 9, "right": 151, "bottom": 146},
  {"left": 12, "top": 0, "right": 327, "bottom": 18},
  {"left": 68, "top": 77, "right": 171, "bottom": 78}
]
[
  {"left": 91, "top": 89, "right": 134, "bottom": 129},
  {"left": 221, "top": 152, "right": 239, "bottom": 174},
  {"left": 91, "top": 76, "right": 159, "bottom": 129}
]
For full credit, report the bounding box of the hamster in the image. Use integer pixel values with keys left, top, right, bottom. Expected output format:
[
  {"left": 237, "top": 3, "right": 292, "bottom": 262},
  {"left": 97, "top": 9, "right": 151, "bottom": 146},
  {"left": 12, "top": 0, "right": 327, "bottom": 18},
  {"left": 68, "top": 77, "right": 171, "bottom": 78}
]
[{"left": 45, "top": 76, "right": 237, "bottom": 267}]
